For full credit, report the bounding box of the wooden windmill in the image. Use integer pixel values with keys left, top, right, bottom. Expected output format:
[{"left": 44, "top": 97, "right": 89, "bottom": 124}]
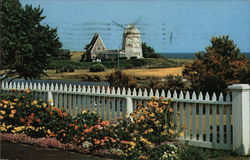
[{"left": 112, "top": 18, "right": 143, "bottom": 59}]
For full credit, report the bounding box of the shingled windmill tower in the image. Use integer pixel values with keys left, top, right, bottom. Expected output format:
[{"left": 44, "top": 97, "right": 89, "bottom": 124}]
[
  {"left": 121, "top": 24, "right": 143, "bottom": 59},
  {"left": 113, "top": 18, "right": 143, "bottom": 59}
]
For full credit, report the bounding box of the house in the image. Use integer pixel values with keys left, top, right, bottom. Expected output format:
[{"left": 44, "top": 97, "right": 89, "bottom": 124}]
[{"left": 82, "top": 33, "right": 107, "bottom": 61}]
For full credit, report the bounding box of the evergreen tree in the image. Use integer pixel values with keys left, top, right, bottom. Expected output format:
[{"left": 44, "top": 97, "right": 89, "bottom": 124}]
[{"left": 0, "top": 0, "right": 62, "bottom": 80}]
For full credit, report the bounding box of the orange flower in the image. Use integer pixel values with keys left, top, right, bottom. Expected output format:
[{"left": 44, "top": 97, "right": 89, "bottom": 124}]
[
  {"left": 168, "top": 108, "right": 174, "bottom": 112},
  {"left": 11, "top": 110, "right": 16, "bottom": 114},
  {"left": 49, "top": 111, "right": 53, "bottom": 116},
  {"left": 120, "top": 140, "right": 130, "bottom": 144},
  {"left": 25, "top": 89, "right": 31, "bottom": 93},
  {"left": 63, "top": 133, "right": 66, "bottom": 137},
  {"left": 63, "top": 112, "right": 68, "bottom": 117},
  {"left": 0, "top": 115, "right": 4, "bottom": 120},
  {"left": 80, "top": 137, "right": 85, "bottom": 140},
  {"left": 9, "top": 114, "right": 14, "bottom": 118},
  {"left": 83, "top": 124, "right": 88, "bottom": 128}
]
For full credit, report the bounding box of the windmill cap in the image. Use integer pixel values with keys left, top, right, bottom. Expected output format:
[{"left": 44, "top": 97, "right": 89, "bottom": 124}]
[{"left": 125, "top": 24, "right": 140, "bottom": 33}]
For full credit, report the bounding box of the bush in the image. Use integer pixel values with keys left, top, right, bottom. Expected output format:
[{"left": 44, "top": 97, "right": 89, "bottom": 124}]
[
  {"left": 106, "top": 69, "right": 137, "bottom": 88},
  {"left": 89, "top": 63, "right": 105, "bottom": 72},
  {"left": 178, "top": 147, "right": 208, "bottom": 160}
]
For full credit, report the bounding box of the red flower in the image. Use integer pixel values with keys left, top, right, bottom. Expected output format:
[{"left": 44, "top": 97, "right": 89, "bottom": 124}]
[
  {"left": 83, "top": 124, "right": 87, "bottom": 128},
  {"left": 49, "top": 112, "right": 53, "bottom": 116},
  {"left": 36, "top": 119, "right": 41, "bottom": 123},
  {"left": 74, "top": 125, "right": 79, "bottom": 130},
  {"left": 94, "top": 140, "right": 100, "bottom": 144},
  {"left": 19, "top": 118, "right": 25, "bottom": 123},
  {"left": 100, "top": 121, "right": 110, "bottom": 126}
]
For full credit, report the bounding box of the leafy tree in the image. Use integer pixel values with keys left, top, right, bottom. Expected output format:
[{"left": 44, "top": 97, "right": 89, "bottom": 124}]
[
  {"left": 142, "top": 42, "right": 159, "bottom": 58},
  {"left": 163, "top": 74, "right": 188, "bottom": 91},
  {"left": 183, "top": 35, "right": 249, "bottom": 93},
  {"left": 0, "top": 0, "right": 62, "bottom": 80}
]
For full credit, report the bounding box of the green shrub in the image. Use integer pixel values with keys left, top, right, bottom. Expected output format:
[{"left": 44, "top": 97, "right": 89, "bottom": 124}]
[
  {"left": 106, "top": 69, "right": 137, "bottom": 88},
  {"left": 150, "top": 144, "right": 179, "bottom": 160},
  {"left": 178, "top": 147, "right": 208, "bottom": 160},
  {"left": 89, "top": 63, "right": 105, "bottom": 72}
]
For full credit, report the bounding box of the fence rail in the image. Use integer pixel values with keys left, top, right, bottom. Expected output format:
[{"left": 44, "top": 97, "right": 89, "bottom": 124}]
[{"left": 1, "top": 81, "right": 250, "bottom": 155}]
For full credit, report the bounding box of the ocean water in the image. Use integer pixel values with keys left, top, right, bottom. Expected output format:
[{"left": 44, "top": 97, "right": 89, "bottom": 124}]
[{"left": 20, "top": 0, "right": 250, "bottom": 53}]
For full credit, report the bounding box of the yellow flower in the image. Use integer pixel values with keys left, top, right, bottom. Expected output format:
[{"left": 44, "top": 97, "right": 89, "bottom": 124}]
[
  {"left": 169, "top": 129, "right": 175, "bottom": 135},
  {"left": 9, "top": 114, "right": 14, "bottom": 118},
  {"left": 148, "top": 128, "right": 153, "bottom": 133},
  {"left": 48, "top": 99, "right": 53, "bottom": 103},
  {"left": 178, "top": 131, "right": 184, "bottom": 137},
  {"left": 10, "top": 105, "right": 14, "bottom": 109},
  {"left": 0, "top": 115, "right": 4, "bottom": 120},
  {"left": 32, "top": 100, "right": 38, "bottom": 105},
  {"left": 14, "top": 99, "right": 18, "bottom": 102},
  {"left": 43, "top": 103, "right": 47, "bottom": 108},
  {"left": 155, "top": 121, "right": 160, "bottom": 125},
  {"left": 0, "top": 110, "right": 6, "bottom": 115},
  {"left": 3, "top": 105, "right": 7, "bottom": 108},
  {"left": 129, "top": 141, "right": 136, "bottom": 147},
  {"left": 161, "top": 131, "right": 167, "bottom": 135},
  {"left": 0, "top": 103, "right": 2, "bottom": 107},
  {"left": 149, "top": 113, "right": 155, "bottom": 117},
  {"left": 82, "top": 110, "right": 88, "bottom": 114}
]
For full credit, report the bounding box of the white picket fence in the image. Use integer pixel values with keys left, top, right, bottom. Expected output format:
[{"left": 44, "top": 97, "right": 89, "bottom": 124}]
[{"left": 1, "top": 81, "right": 250, "bottom": 155}]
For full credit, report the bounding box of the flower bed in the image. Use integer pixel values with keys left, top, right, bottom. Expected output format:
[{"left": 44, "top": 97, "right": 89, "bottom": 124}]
[{"left": 0, "top": 89, "right": 183, "bottom": 159}]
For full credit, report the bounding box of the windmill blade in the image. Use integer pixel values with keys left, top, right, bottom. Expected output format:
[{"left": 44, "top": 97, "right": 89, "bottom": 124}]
[
  {"left": 128, "top": 17, "right": 142, "bottom": 32},
  {"left": 112, "top": 21, "right": 126, "bottom": 30}
]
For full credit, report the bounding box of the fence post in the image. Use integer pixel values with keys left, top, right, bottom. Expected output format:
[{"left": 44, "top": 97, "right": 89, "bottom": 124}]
[
  {"left": 228, "top": 84, "right": 250, "bottom": 155},
  {"left": 125, "top": 97, "right": 133, "bottom": 117}
]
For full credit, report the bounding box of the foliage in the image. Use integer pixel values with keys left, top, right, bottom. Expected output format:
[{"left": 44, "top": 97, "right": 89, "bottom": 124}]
[
  {"left": 183, "top": 35, "right": 249, "bottom": 93},
  {"left": 89, "top": 63, "right": 105, "bottom": 72},
  {"left": 142, "top": 42, "right": 159, "bottom": 58},
  {"left": 240, "top": 62, "right": 250, "bottom": 85},
  {"left": 0, "top": 90, "right": 180, "bottom": 159},
  {"left": 0, "top": 0, "right": 63, "bottom": 80},
  {"left": 163, "top": 74, "right": 188, "bottom": 91},
  {"left": 178, "top": 147, "right": 208, "bottom": 160},
  {"left": 106, "top": 69, "right": 137, "bottom": 88},
  {"left": 151, "top": 144, "right": 179, "bottom": 160}
]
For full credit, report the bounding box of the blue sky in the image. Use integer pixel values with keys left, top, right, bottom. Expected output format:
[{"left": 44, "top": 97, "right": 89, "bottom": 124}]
[{"left": 20, "top": 0, "right": 250, "bottom": 53}]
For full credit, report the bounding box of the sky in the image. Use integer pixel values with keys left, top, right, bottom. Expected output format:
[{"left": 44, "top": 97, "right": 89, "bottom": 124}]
[{"left": 20, "top": 0, "right": 250, "bottom": 53}]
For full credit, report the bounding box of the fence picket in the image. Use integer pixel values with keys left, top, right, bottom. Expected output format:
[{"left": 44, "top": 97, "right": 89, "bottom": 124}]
[
  {"left": 226, "top": 106, "right": 231, "bottom": 144},
  {"left": 185, "top": 91, "right": 191, "bottom": 139},
  {"left": 219, "top": 105, "right": 224, "bottom": 143}
]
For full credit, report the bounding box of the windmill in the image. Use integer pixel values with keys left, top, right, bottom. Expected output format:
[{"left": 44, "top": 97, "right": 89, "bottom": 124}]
[{"left": 112, "top": 17, "right": 143, "bottom": 61}]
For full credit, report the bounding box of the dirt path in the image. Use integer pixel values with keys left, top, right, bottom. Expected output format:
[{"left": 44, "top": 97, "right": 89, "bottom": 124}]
[{"left": 0, "top": 141, "right": 113, "bottom": 160}]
